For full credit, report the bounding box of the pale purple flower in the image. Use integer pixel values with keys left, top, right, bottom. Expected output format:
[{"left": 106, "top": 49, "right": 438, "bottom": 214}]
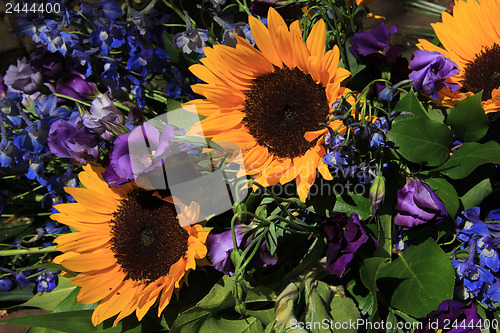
[
  {"left": 173, "top": 29, "right": 209, "bottom": 54},
  {"left": 82, "top": 93, "right": 125, "bottom": 141},
  {"left": 3, "top": 58, "right": 43, "bottom": 94}
]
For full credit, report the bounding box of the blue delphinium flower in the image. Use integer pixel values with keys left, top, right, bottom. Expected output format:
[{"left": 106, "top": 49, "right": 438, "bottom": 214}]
[
  {"left": 0, "top": 277, "right": 13, "bottom": 291},
  {"left": 90, "top": 23, "right": 126, "bottom": 56},
  {"left": 173, "top": 28, "right": 209, "bottom": 54},
  {"left": 36, "top": 271, "right": 58, "bottom": 293}
]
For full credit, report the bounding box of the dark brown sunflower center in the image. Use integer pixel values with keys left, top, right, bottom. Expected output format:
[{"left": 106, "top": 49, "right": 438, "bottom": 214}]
[
  {"left": 242, "top": 66, "right": 329, "bottom": 159},
  {"left": 462, "top": 43, "right": 500, "bottom": 101},
  {"left": 110, "top": 190, "right": 189, "bottom": 282}
]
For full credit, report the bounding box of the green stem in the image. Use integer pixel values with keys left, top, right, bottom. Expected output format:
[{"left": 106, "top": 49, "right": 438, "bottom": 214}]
[
  {"left": 53, "top": 93, "right": 92, "bottom": 107},
  {"left": 0, "top": 246, "right": 57, "bottom": 257},
  {"left": 11, "top": 185, "right": 43, "bottom": 200}
]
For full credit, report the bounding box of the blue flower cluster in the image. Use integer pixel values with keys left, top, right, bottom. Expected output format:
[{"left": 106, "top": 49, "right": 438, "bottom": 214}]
[
  {"left": 453, "top": 207, "right": 500, "bottom": 308},
  {"left": 322, "top": 100, "right": 390, "bottom": 186}
]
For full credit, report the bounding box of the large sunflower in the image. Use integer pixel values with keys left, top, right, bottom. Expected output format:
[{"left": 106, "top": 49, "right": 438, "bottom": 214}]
[
  {"left": 51, "top": 164, "right": 209, "bottom": 326},
  {"left": 417, "top": 0, "right": 500, "bottom": 114},
  {"left": 185, "top": 8, "right": 351, "bottom": 202}
]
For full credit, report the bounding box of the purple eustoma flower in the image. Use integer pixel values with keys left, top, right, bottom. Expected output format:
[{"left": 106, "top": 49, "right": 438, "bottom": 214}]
[
  {"left": 409, "top": 50, "right": 460, "bottom": 100},
  {"left": 415, "top": 300, "right": 483, "bottom": 333},
  {"left": 394, "top": 177, "right": 448, "bottom": 228},
  {"left": 82, "top": 93, "right": 125, "bottom": 141},
  {"left": 3, "top": 58, "right": 43, "bottom": 95},
  {"left": 322, "top": 212, "right": 377, "bottom": 277},
  {"left": 104, "top": 122, "right": 177, "bottom": 187},
  {"left": 349, "top": 23, "right": 403, "bottom": 68},
  {"left": 56, "top": 67, "right": 97, "bottom": 102},
  {"left": 47, "top": 120, "right": 99, "bottom": 165},
  {"left": 206, "top": 224, "right": 277, "bottom": 276}
]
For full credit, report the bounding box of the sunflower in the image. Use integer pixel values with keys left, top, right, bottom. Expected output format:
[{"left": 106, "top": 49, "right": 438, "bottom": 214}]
[
  {"left": 185, "top": 8, "right": 351, "bottom": 202},
  {"left": 51, "top": 164, "right": 209, "bottom": 326},
  {"left": 417, "top": 0, "right": 500, "bottom": 114}
]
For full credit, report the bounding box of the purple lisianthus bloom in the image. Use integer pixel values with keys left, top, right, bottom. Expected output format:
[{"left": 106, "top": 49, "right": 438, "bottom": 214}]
[
  {"left": 322, "top": 212, "right": 377, "bottom": 277},
  {"left": 82, "top": 93, "right": 125, "bottom": 141},
  {"left": 206, "top": 224, "right": 277, "bottom": 276},
  {"left": 3, "top": 58, "right": 43, "bottom": 94},
  {"left": 350, "top": 23, "right": 403, "bottom": 68},
  {"left": 29, "top": 46, "right": 65, "bottom": 80},
  {"left": 56, "top": 67, "right": 97, "bottom": 102},
  {"left": 415, "top": 300, "right": 483, "bottom": 333},
  {"left": 409, "top": 50, "right": 460, "bottom": 100},
  {"left": 47, "top": 120, "right": 99, "bottom": 165},
  {"left": 394, "top": 177, "right": 448, "bottom": 228},
  {"left": 104, "top": 122, "right": 177, "bottom": 187},
  {"left": 36, "top": 271, "right": 57, "bottom": 293},
  {"left": 173, "top": 28, "right": 209, "bottom": 54}
]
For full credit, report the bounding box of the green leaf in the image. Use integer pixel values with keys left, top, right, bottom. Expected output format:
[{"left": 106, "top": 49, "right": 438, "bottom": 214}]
[
  {"left": 171, "top": 276, "right": 271, "bottom": 333},
  {"left": 376, "top": 238, "right": 455, "bottom": 318},
  {"left": 373, "top": 215, "right": 392, "bottom": 258},
  {"left": 393, "top": 91, "right": 429, "bottom": 119},
  {"left": 425, "top": 178, "right": 460, "bottom": 218},
  {"left": 433, "top": 141, "right": 500, "bottom": 179},
  {"left": 360, "top": 258, "right": 390, "bottom": 294},
  {"left": 447, "top": 93, "right": 489, "bottom": 142},
  {"left": 461, "top": 178, "right": 493, "bottom": 210},
  {"left": 0, "top": 310, "right": 123, "bottom": 333},
  {"left": 305, "top": 281, "right": 360, "bottom": 333},
  {"left": 333, "top": 194, "right": 371, "bottom": 220},
  {"left": 20, "top": 277, "right": 76, "bottom": 312},
  {"left": 387, "top": 115, "right": 452, "bottom": 167},
  {"left": 53, "top": 288, "right": 97, "bottom": 313}
]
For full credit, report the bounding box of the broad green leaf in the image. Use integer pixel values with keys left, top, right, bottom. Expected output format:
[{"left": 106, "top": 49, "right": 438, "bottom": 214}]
[
  {"left": 387, "top": 115, "right": 452, "bottom": 167},
  {"left": 376, "top": 238, "right": 455, "bottom": 318},
  {"left": 392, "top": 91, "right": 428, "bottom": 119},
  {"left": 53, "top": 287, "right": 97, "bottom": 313},
  {"left": 461, "top": 178, "right": 493, "bottom": 210},
  {"left": 171, "top": 276, "right": 271, "bottom": 333},
  {"left": 0, "top": 310, "right": 124, "bottom": 333},
  {"left": 360, "top": 258, "right": 390, "bottom": 294},
  {"left": 0, "top": 287, "right": 35, "bottom": 302},
  {"left": 20, "top": 277, "right": 76, "bottom": 312},
  {"left": 333, "top": 194, "right": 371, "bottom": 220},
  {"left": 447, "top": 93, "right": 489, "bottom": 142},
  {"left": 425, "top": 178, "right": 460, "bottom": 218},
  {"left": 329, "top": 296, "right": 360, "bottom": 333},
  {"left": 433, "top": 141, "right": 500, "bottom": 179},
  {"left": 373, "top": 215, "right": 392, "bottom": 258}
]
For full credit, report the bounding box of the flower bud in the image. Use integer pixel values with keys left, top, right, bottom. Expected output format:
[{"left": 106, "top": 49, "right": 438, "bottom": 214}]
[{"left": 370, "top": 173, "right": 385, "bottom": 215}]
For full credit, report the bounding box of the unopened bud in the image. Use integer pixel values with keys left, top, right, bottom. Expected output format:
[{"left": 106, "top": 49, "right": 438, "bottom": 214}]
[{"left": 370, "top": 173, "right": 385, "bottom": 215}]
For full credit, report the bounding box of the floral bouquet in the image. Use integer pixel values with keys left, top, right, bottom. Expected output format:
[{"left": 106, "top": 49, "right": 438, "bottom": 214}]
[{"left": 0, "top": 0, "right": 499, "bottom": 332}]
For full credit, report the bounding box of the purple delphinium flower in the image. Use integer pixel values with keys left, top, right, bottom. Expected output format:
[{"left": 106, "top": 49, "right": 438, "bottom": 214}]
[
  {"left": 321, "top": 212, "right": 377, "bottom": 277},
  {"left": 206, "top": 224, "right": 277, "bottom": 276},
  {"left": 36, "top": 271, "right": 58, "bottom": 293},
  {"left": 56, "top": 67, "right": 97, "bottom": 102},
  {"left": 349, "top": 23, "right": 403, "bottom": 68},
  {"left": 415, "top": 300, "right": 483, "bottom": 333},
  {"left": 82, "top": 93, "right": 125, "bottom": 141},
  {"left": 3, "top": 58, "right": 43, "bottom": 94},
  {"left": 47, "top": 120, "right": 99, "bottom": 165},
  {"left": 15, "top": 271, "right": 31, "bottom": 289},
  {"left": 173, "top": 28, "right": 209, "bottom": 54},
  {"left": 409, "top": 50, "right": 460, "bottom": 100},
  {"left": 394, "top": 177, "right": 448, "bottom": 228}
]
